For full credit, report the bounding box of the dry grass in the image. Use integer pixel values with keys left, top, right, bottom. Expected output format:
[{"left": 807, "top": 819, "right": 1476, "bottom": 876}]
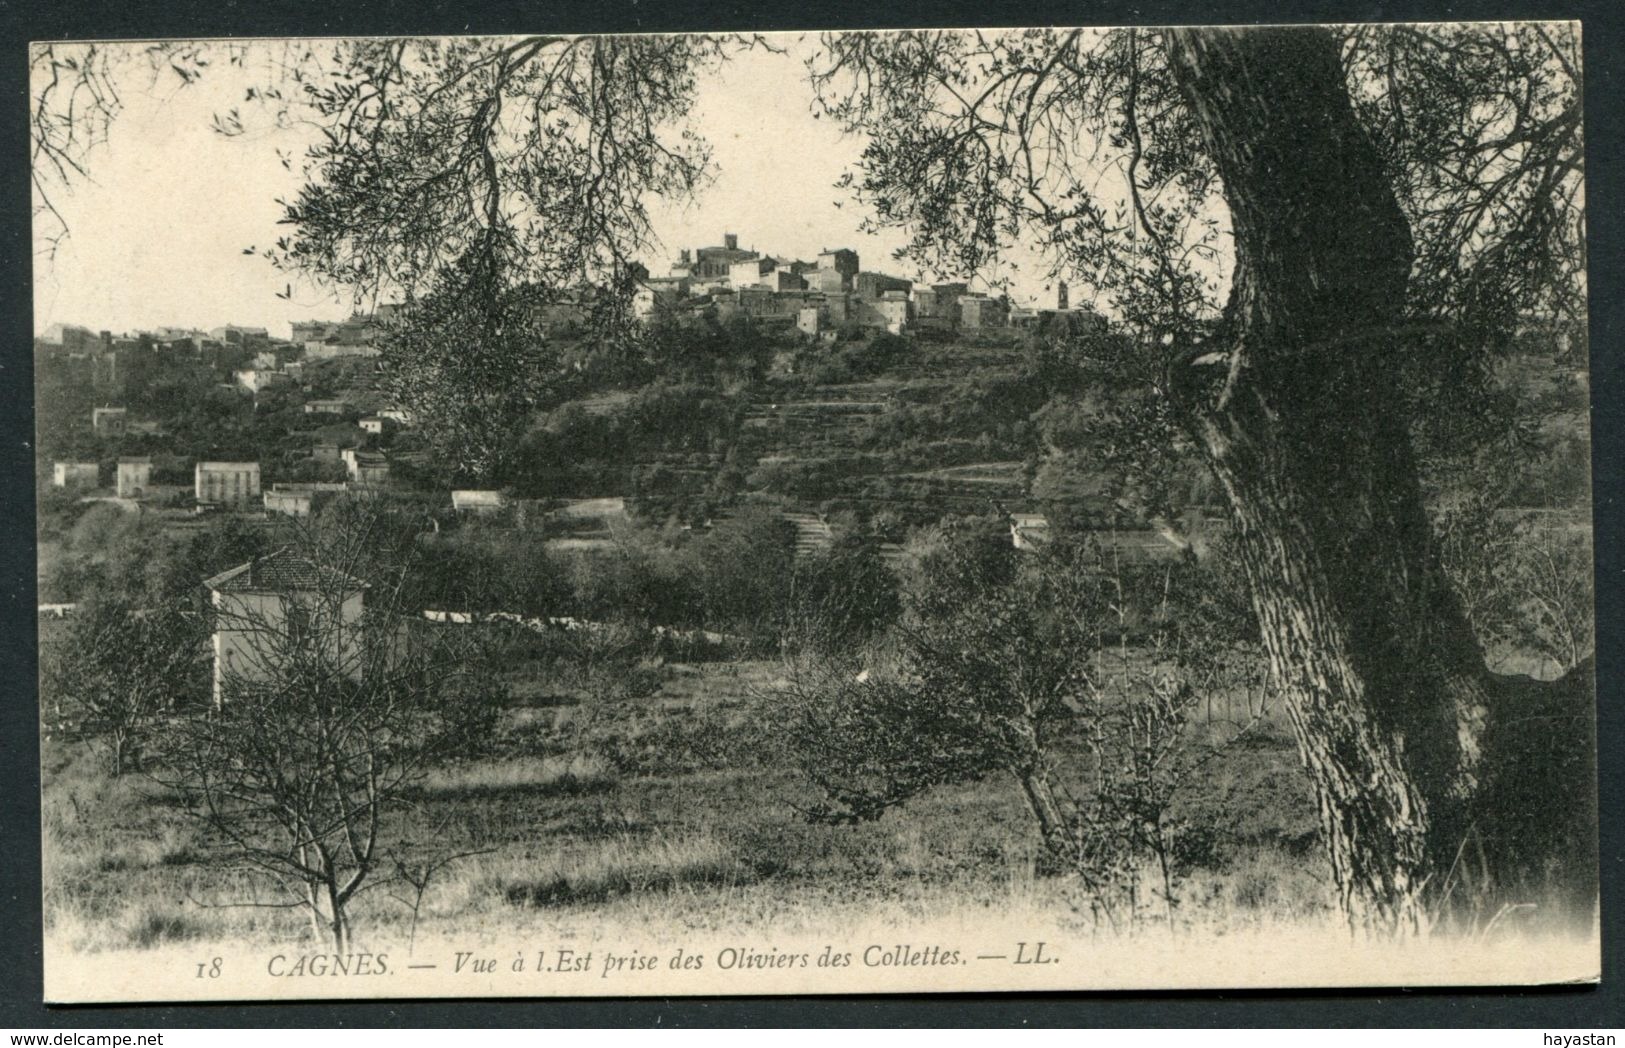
[
  {"left": 39, "top": 658, "right": 1355, "bottom": 956},
  {"left": 416, "top": 754, "right": 617, "bottom": 799}
]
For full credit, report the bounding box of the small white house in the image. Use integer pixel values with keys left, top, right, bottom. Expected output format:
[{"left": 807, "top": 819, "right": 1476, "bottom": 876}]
[
  {"left": 451, "top": 490, "right": 507, "bottom": 514},
  {"left": 342, "top": 449, "right": 390, "bottom": 486},
  {"left": 115, "top": 457, "right": 151, "bottom": 498},
  {"left": 1010, "top": 513, "right": 1050, "bottom": 551},
  {"left": 52, "top": 462, "right": 99, "bottom": 489},
  {"left": 263, "top": 490, "right": 315, "bottom": 518},
  {"left": 203, "top": 548, "right": 368, "bottom": 707},
  {"left": 91, "top": 407, "right": 127, "bottom": 437},
  {"left": 235, "top": 369, "right": 291, "bottom": 394}
]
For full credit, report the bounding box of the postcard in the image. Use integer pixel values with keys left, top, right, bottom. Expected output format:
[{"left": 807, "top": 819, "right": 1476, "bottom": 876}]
[{"left": 32, "top": 22, "right": 1597, "bottom": 1002}]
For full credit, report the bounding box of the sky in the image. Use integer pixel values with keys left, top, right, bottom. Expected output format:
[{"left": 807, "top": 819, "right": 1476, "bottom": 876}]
[{"left": 31, "top": 38, "right": 1059, "bottom": 341}]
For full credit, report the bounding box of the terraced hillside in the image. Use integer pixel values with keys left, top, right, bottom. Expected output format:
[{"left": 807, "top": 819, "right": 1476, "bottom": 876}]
[
  {"left": 513, "top": 330, "right": 1059, "bottom": 534},
  {"left": 589, "top": 334, "right": 1051, "bottom": 528}
]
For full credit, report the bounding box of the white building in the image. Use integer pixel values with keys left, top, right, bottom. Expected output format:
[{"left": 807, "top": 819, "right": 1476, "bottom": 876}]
[
  {"left": 203, "top": 548, "right": 368, "bottom": 707},
  {"left": 341, "top": 449, "right": 390, "bottom": 486},
  {"left": 52, "top": 462, "right": 99, "bottom": 489},
  {"left": 195, "top": 461, "right": 261, "bottom": 508},
  {"left": 235, "top": 369, "right": 291, "bottom": 394},
  {"left": 116, "top": 457, "right": 151, "bottom": 498},
  {"left": 1009, "top": 513, "right": 1050, "bottom": 551},
  {"left": 304, "top": 340, "right": 380, "bottom": 360},
  {"left": 263, "top": 490, "right": 315, "bottom": 518},
  {"left": 451, "top": 490, "right": 507, "bottom": 514},
  {"left": 91, "top": 407, "right": 128, "bottom": 437},
  {"left": 879, "top": 289, "right": 911, "bottom": 335}
]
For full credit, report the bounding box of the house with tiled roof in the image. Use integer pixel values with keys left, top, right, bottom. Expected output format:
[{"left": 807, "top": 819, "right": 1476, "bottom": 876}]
[
  {"left": 341, "top": 448, "right": 390, "bottom": 486},
  {"left": 203, "top": 548, "right": 368, "bottom": 706}
]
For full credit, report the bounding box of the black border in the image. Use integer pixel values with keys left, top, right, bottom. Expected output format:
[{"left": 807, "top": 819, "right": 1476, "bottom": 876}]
[{"left": 2, "top": 0, "right": 1621, "bottom": 1028}]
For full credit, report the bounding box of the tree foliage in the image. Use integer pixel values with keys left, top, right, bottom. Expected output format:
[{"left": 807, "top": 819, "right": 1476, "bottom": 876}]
[
  {"left": 810, "top": 26, "right": 1585, "bottom": 529},
  {"left": 788, "top": 524, "right": 1261, "bottom": 925},
  {"left": 809, "top": 26, "right": 1582, "bottom": 338},
  {"left": 43, "top": 597, "right": 206, "bottom": 776}
]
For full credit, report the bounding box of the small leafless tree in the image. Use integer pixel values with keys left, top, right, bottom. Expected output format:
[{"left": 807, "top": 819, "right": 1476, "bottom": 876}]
[{"left": 155, "top": 503, "right": 496, "bottom": 950}]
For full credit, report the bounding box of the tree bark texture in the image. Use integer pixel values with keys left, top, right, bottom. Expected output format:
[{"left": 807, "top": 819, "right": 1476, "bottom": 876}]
[{"left": 1163, "top": 27, "right": 1595, "bottom": 932}]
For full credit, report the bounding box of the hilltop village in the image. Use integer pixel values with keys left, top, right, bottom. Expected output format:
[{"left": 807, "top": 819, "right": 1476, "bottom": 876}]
[
  {"left": 34, "top": 227, "right": 1589, "bottom": 609},
  {"left": 36, "top": 232, "right": 1116, "bottom": 536},
  {"left": 631, "top": 234, "right": 1102, "bottom": 338}
]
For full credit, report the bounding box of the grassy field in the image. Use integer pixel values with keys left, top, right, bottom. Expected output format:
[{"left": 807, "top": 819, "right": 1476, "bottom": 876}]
[{"left": 42, "top": 652, "right": 1329, "bottom": 956}]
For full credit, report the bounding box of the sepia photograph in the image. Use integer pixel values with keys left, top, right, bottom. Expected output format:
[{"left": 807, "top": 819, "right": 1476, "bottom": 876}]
[{"left": 29, "top": 22, "right": 1598, "bottom": 1003}]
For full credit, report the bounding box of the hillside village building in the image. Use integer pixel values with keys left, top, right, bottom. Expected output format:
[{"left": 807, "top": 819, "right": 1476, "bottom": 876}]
[
  {"left": 203, "top": 548, "right": 368, "bottom": 707},
  {"left": 289, "top": 320, "right": 330, "bottom": 344},
  {"left": 342, "top": 449, "right": 390, "bottom": 486},
  {"left": 815, "top": 249, "right": 859, "bottom": 292},
  {"left": 266, "top": 482, "right": 346, "bottom": 517},
  {"left": 729, "top": 256, "right": 778, "bottom": 289},
  {"left": 53, "top": 462, "right": 99, "bottom": 489},
  {"left": 235, "top": 369, "right": 291, "bottom": 394},
  {"left": 195, "top": 461, "right": 261, "bottom": 508},
  {"left": 39, "top": 323, "right": 99, "bottom": 352},
  {"left": 914, "top": 283, "right": 967, "bottom": 331},
  {"left": 263, "top": 490, "right": 315, "bottom": 518},
  {"left": 210, "top": 324, "right": 270, "bottom": 350},
  {"left": 294, "top": 309, "right": 396, "bottom": 359},
  {"left": 451, "top": 490, "right": 507, "bottom": 514},
  {"left": 878, "top": 290, "right": 912, "bottom": 335},
  {"left": 797, "top": 306, "right": 823, "bottom": 338},
  {"left": 91, "top": 407, "right": 127, "bottom": 437},
  {"left": 672, "top": 234, "right": 758, "bottom": 281},
  {"left": 959, "top": 293, "right": 1008, "bottom": 329},
  {"left": 115, "top": 457, "right": 151, "bottom": 498},
  {"left": 649, "top": 233, "right": 1034, "bottom": 338},
  {"left": 304, "top": 338, "right": 381, "bottom": 360}
]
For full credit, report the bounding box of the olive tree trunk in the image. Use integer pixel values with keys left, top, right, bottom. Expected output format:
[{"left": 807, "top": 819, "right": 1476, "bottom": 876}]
[{"left": 1163, "top": 27, "right": 1595, "bottom": 933}]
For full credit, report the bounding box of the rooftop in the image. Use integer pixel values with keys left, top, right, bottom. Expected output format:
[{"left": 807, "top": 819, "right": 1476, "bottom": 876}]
[{"left": 203, "top": 547, "right": 367, "bottom": 594}]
